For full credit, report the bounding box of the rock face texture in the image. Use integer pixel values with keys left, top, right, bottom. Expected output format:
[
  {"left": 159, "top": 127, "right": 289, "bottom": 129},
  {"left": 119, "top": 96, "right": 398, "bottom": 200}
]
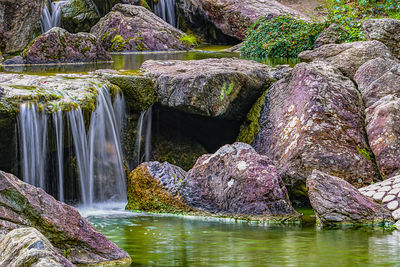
[
  {"left": 359, "top": 175, "right": 400, "bottom": 220},
  {"left": 91, "top": 4, "right": 189, "bottom": 52},
  {"left": 141, "top": 58, "right": 271, "bottom": 120},
  {"left": 363, "top": 18, "right": 400, "bottom": 58},
  {"left": 355, "top": 59, "right": 400, "bottom": 178},
  {"left": 23, "top": 27, "right": 111, "bottom": 64},
  {"left": 177, "top": 0, "right": 307, "bottom": 40},
  {"left": 126, "top": 162, "right": 191, "bottom": 212},
  {"left": 314, "top": 24, "right": 346, "bottom": 48},
  {"left": 253, "top": 61, "right": 380, "bottom": 202},
  {"left": 62, "top": 0, "right": 101, "bottom": 33},
  {"left": 298, "top": 41, "right": 396, "bottom": 79},
  {"left": 0, "top": 0, "right": 45, "bottom": 53},
  {"left": 0, "top": 171, "right": 131, "bottom": 265},
  {"left": 183, "top": 143, "right": 298, "bottom": 218},
  {"left": 307, "top": 170, "right": 393, "bottom": 226},
  {"left": 0, "top": 228, "right": 74, "bottom": 267}
]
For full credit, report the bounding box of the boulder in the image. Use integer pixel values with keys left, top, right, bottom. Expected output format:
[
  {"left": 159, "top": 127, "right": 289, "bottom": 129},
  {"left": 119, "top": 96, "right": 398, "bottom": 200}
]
[
  {"left": 307, "top": 170, "right": 393, "bottom": 226},
  {"left": 0, "top": 171, "right": 131, "bottom": 265},
  {"left": 359, "top": 175, "right": 400, "bottom": 220},
  {"left": 314, "top": 24, "right": 347, "bottom": 48},
  {"left": 62, "top": 0, "right": 101, "bottom": 33},
  {"left": 183, "top": 142, "right": 298, "bottom": 219},
  {"left": 355, "top": 59, "right": 400, "bottom": 178},
  {"left": 2, "top": 56, "right": 25, "bottom": 65},
  {"left": 0, "top": 0, "right": 45, "bottom": 53},
  {"left": 126, "top": 162, "right": 191, "bottom": 212},
  {"left": 177, "top": 0, "right": 307, "bottom": 41},
  {"left": 0, "top": 228, "right": 74, "bottom": 267},
  {"left": 23, "top": 27, "right": 111, "bottom": 64},
  {"left": 298, "top": 41, "right": 396, "bottom": 79},
  {"left": 90, "top": 4, "right": 189, "bottom": 52},
  {"left": 363, "top": 18, "right": 400, "bottom": 58},
  {"left": 253, "top": 61, "right": 380, "bottom": 203},
  {"left": 141, "top": 58, "right": 271, "bottom": 120}
]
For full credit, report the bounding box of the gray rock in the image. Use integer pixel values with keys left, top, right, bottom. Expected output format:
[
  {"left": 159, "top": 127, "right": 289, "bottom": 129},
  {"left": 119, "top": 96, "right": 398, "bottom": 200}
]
[
  {"left": 298, "top": 41, "right": 397, "bottom": 79},
  {"left": 2, "top": 56, "right": 25, "bottom": 65},
  {"left": 315, "top": 24, "right": 347, "bottom": 48},
  {"left": 91, "top": 4, "right": 189, "bottom": 52},
  {"left": 363, "top": 18, "right": 400, "bottom": 58},
  {"left": 141, "top": 58, "right": 271, "bottom": 120},
  {"left": 183, "top": 142, "right": 298, "bottom": 219},
  {"left": 253, "top": 61, "right": 380, "bottom": 203},
  {"left": 0, "top": 228, "right": 74, "bottom": 267},
  {"left": 307, "top": 170, "right": 393, "bottom": 226}
]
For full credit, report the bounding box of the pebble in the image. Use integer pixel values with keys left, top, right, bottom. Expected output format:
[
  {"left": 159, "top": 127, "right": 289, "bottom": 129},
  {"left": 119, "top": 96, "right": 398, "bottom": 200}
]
[
  {"left": 382, "top": 194, "right": 396, "bottom": 203},
  {"left": 373, "top": 192, "right": 386, "bottom": 201},
  {"left": 387, "top": 201, "right": 399, "bottom": 211},
  {"left": 378, "top": 186, "right": 392, "bottom": 192},
  {"left": 392, "top": 209, "right": 400, "bottom": 220}
]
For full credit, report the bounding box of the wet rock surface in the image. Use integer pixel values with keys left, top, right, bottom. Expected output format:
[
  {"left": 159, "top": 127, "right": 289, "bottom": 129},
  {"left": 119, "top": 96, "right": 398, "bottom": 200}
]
[
  {"left": 363, "top": 18, "right": 400, "bottom": 58},
  {"left": 0, "top": 228, "right": 74, "bottom": 267},
  {"left": 126, "top": 162, "right": 191, "bottom": 212},
  {"left": 62, "top": 0, "right": 101, "bottom": 33},
  {"left": 183, "top": 143, "right": 298, "bottom": 218},
  {"left": 141, "top": 58, "right": 271, "bottom": 120},
  {"left": 0, "top": 171, "right": 131, "bottom": 265},
  {"left": 307, "top": 170, "right": 393, "bottom": 226},
  {"left": 23, "top": 27, "right": 111, "bottom": 64},
  {"left": 253, "top": 61, "right": 380, "bottom": 202},
  {"left": 298, "top": 41, "right": 396, "bottom": 79},
  {"left": 91, "top": 4, "right": 189, "bottom": 52},
  {"left": 355, "top": 59, "right": 400, "bottom": 178}
]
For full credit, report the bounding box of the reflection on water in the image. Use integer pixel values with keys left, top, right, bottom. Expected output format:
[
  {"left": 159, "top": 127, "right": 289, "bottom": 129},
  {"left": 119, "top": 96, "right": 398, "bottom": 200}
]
[
  {"left": 0, "top": 47, "right": 299, "bottom": 74},
  {"left": 87, "top": 213, "right": 400, "bottom": 267}
]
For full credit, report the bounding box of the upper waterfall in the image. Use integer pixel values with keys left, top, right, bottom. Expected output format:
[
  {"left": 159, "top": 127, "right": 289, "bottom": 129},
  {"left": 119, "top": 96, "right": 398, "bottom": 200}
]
[
  {"left": 41, "top": 0, "right": 67, "bottom": 33},
  {"left": 154, "top": 0, "right": 177, "bottom": 28}
]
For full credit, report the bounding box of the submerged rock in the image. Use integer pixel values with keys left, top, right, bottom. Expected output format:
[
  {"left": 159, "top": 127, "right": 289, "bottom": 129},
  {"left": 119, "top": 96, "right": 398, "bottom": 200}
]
[
  {"left": 363, "top": 18, "right": 400, "bottom": 58},
  {"left": 0, "top": 0, "right": 45, "bottom": 53},
  {"left": 23, "top": 27, "right": 111, "bottom": 64},
  {"left": 0, "top": 228, "right": 74, "bottom": 267},
  {"left": 0, "top": 171, "right": 131, "bottom": 265},
  {"left": 141, "top": 58, "right": 271, "bottom": 120},
  {"left": 183, "top": 143, "right": 298, "bottom": 219},
  {"left": 355, "top": 59, "right": 400, "bottom": 178},
  {"left": 126, "top": 162, "right": 191, "bottom": 212},
  {"left": 359, "top": 175, "right": 400, "bottom": 220},
  {"left": 177, "top": 0, "right": 307, "bottom": 41},
  {"left": 91, "top": 4, "right": 189, "bottom": 52},
  {"left": 307, "top": 170, "right": 393, "bottom": 226},
  {"left": 298, "top": 41, "right": 396, "bottom": 79},
  {"left": 62, "top": 0, "right": 101, "bottom": 33},
  {"left": 253, "top": 61, "right": 380, "bottom": 203}
]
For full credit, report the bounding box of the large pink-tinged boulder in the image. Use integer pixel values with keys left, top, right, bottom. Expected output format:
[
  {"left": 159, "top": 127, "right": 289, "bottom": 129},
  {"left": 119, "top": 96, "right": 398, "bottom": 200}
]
[
  {"left": 355, "top": 58, "right": 400, "bottom": 178},
  {"left": 253, "top": 61, "right": 380, "bottom": 203},
  {"left": 91, "top": 4, "right": 189, "bottom": 52},
  {"left": 23, "top": 27, "right": 111, "bottom": 64},
  {"left": 307, "top": 170, "right": 393, "bottom": 226},
  {"left": 183, "top": 142, "right": 298, "bottom": 219},
  {"left": 0, "top": 171, "right": 131, "bottom": 266}
]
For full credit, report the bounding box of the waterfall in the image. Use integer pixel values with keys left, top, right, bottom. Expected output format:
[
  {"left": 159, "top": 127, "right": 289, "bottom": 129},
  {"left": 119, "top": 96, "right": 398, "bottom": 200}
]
[
  {"left": 19, "top": 104, "right": 48, "bottom": 190},
  {"left": 154, "top": 0, "right": 177, "bottom": 28},
  {"left": 18, "top": 86, "right": 127, "bottom": 207},
  {"left": 41, "top": 0, "right": 67, "bottom": 33},
  {"left": 135, "top": 105, "right": 153, "bottom": 167}
]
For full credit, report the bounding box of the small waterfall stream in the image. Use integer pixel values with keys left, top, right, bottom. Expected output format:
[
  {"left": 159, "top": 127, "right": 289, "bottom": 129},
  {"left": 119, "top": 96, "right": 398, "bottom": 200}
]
[
  {"left": 135, "top": 105, "right": 153, "bottom": 167},
  {"left": 41, "top": 0, "right": 67, "bottom": 33},
  {"left": 154, "top": 0, "right": 177, "bottom": 28},
  {"left": 18, "top": 86, "right": 127, "bottom": 208}
]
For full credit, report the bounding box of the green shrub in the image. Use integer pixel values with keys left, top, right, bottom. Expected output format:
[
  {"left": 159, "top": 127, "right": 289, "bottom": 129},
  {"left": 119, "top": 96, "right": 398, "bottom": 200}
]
[
  {"left": 241, "top": 16, "right": 329, "bottom": 58},
  {"left": 179, "top": 34, "right": 199, "bottom": 48}
]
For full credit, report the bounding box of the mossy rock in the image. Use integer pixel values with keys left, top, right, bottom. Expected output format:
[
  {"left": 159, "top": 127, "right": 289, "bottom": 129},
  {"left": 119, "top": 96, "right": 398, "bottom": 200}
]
[
  {"left": 126, "top": 163, "right": 191, "bottom": 213},
  {"left": 61, "top": 0, "right": 100, "bottom": 33}
]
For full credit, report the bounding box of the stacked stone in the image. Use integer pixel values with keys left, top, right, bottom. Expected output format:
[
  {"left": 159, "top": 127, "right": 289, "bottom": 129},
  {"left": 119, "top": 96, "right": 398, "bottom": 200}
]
[{"left": 359, "top": 175, "right": 400, "bottom": 220}]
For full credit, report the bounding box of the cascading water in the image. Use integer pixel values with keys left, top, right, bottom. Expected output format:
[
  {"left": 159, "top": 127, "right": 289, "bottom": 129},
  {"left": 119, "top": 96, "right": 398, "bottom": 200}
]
[
  {"left": 154, "top": 0, "right": 177, "bottom": 28},
  {"left": 18, "top": 104, "right": 48, "bottom": 190},
  {"left": 135, "top": 105, "right": 153, "bottom": 168},
  {"left": 41, "top": 0, "right": 67, "bottom": 33},
  {"left": 18, "top": 86, "right": 127, "bottom": 208}
]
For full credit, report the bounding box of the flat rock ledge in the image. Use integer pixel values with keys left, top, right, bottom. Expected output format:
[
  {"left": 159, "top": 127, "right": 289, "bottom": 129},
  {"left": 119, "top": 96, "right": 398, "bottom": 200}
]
[{"left": 307, "top": 170, "right": 393, "bottom": 227}]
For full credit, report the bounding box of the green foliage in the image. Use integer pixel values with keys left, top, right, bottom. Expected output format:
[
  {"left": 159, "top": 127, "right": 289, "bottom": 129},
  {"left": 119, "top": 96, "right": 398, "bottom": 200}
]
[
  {"left": 179, "top": 34, "right": 199, "bottom": 48},
  {"left": 241, "top": 16, "right": 329, "bottom": 58},
  {"left": 220, "top": 82, "right": 234, "bottom": 101}
]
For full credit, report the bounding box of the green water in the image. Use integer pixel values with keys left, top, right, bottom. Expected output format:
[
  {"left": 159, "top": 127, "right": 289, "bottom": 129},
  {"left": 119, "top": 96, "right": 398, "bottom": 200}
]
[{"left": 87, "top": 212, "right": 400, "bottom": 267}]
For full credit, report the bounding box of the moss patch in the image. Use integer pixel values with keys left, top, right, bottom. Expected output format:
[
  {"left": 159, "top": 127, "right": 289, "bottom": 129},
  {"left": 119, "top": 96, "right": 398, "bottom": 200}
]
[
  {"left": 126, "top": 165, "right": 191, "bottom": 213},
  {"left": 357, "top": 146, "right": 372, "bottom": 161},
  {"left": 236, "top": 89, "right": 268, "bottom": 144}
]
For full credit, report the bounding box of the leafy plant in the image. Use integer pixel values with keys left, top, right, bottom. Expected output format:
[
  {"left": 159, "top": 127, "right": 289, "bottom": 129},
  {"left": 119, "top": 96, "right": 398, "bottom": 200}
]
[
  {"left": 179, "top": 34, "right": 199, "bottom": 48},
  {"left": 220, "top": 82, "right": 234, "bottom": 101}
]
